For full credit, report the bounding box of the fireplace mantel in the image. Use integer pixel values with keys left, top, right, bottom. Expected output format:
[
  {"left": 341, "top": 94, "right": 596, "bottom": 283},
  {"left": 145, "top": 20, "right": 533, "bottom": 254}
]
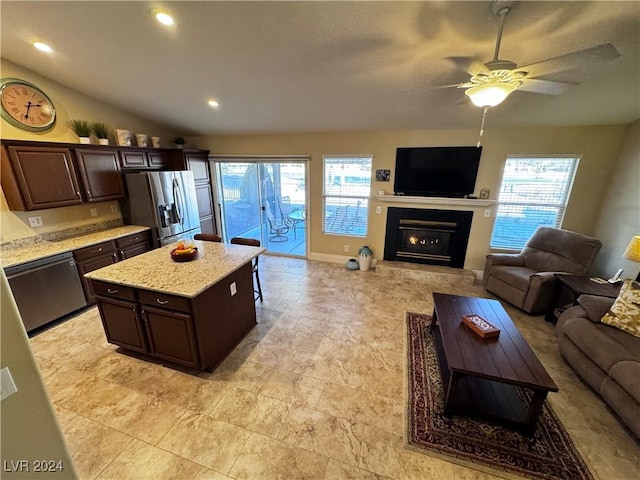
[{"left": 375, "top": 195, "right": 495, "bottom": 207}]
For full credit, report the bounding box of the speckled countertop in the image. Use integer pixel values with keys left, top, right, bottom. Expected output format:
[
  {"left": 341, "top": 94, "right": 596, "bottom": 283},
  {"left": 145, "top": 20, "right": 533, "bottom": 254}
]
[
  {"left": 85, "top": 240, "right": 266, "bottom": 298},
  {"left": 1, "top": 225, "right": 151, "bottom": 269}
]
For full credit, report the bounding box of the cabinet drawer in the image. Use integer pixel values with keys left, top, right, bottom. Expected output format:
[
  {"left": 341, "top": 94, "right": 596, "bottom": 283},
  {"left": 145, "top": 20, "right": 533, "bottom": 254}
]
[
  {"left": 147, "top": 152, "right": 168, "bottom": 168},
  {"left": 74, "top": 240, "right": 117, "bottom": 262},
  {"left": 116, "top": 231, "right": 150, "bottom": 248},
  {"left": 139, "top": 290, "right": 191, "bottom": 313},
  {"left": 91, "top": 281, "right": 137, "bottom": 301}
]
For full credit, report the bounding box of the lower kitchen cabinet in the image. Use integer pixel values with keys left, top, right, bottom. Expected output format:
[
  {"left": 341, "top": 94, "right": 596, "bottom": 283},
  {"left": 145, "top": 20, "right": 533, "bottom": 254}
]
[
  {"left": 89, "top": 261, "right": 256, "bottom": 371},
  {"left": 74, "top": 231, "right": 151, "bottom": 303},
  {"left": 142, "top": 305, "right": 198, "bottom": 367},
  {"left": 96, "top": 296, "right": 148, "bottom": 353}
]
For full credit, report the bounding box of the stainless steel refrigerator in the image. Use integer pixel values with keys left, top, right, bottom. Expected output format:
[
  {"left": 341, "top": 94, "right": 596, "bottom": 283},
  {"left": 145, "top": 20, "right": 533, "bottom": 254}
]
[{"left": 122, "top": 171, "right": 201, "bottom": 247}]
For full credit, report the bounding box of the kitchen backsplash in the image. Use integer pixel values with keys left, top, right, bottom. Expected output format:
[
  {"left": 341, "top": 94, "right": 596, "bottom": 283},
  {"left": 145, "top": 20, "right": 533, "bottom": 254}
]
[{"left": 1, "top": 219, "right": 124, "bottom": 249}]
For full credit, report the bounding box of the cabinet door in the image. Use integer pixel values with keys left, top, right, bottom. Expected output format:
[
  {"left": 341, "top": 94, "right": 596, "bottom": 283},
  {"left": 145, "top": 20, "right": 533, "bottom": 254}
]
[
  {"left": 119, "top": 242, "right": 150, "bottom": 260},
  {"left": 195, "top": 182, "right": 216, "bottom": 234},
  {"left": 75, "top": 149, "right": 125, "bottom": 202},
  {"left": 142, "top": 305, "right": 199, "bottom": 368},
  {"left": 119, "top": 150, "right": 147, "bottom": 169},
  {"left": 147, "top": 151, "right": 168, "bottom": 168},
  {"left": 185, "top": 153, "right": 210, "bottom": 183},
  {"left": 6, "top": 146, "right": 83, "bottom": 209},
  {"left": 96, "top": 297, "right": 149, "bottom": 353}
]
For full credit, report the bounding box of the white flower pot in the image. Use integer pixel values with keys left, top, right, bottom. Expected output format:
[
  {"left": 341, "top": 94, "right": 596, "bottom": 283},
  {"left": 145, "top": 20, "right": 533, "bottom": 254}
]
[
  {"left": 98, "top": 138, "right": 109, "bottom": 145},
  {"left": 359, "top": 255, "right": 372, "bottom": 271},
  {"left": 79, "top": 137, "right": 90, "bottom": 144}
]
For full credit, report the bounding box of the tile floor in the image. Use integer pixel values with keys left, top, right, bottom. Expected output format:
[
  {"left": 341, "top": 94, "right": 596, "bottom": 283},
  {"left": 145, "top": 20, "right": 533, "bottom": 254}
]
[{"left": 31, "top": 256, "right": 639, "bottom": 480}]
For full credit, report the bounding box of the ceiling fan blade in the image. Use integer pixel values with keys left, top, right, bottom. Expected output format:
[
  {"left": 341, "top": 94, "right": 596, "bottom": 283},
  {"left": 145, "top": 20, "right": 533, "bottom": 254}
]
[
  {"left": 518, "top": 43, "right": 620, "bottom": 79},
  {"left": 445, "top": 56, "right": 489, "bottom": 75},
  {"left": 518, "top": 78, "right": 576, "bottom": 95}
]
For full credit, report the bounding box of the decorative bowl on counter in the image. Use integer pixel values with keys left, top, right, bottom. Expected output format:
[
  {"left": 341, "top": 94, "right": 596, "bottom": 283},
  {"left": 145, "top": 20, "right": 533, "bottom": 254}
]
[{"left": 170, "top": 247, "right": 198, "bottom": 262}]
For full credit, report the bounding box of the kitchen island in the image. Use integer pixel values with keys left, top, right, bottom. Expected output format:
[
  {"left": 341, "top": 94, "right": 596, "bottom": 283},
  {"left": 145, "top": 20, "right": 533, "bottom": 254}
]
[{"left": 85, "top": 240, "right": 265, "bottom": 372}]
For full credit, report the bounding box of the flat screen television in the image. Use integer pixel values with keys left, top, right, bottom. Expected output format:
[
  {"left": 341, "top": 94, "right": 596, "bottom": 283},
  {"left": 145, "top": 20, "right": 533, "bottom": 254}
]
[{"left": 393, "top": 146, "right": 482, "bottom": 198}]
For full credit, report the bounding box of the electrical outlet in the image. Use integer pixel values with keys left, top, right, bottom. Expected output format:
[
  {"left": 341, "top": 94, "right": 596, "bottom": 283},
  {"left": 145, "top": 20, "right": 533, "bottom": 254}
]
[
  {"left": 344, "top": 245, "right": 349, "bottom": 252},
  {"left": 90, "top": 208, "right": 98, "bottom": 217},
  {"left": 484, "top": 208, "right": 491, "bottom": 218},
  {"left": 1, "top": 367, "right": 18, "bottom": 401},
  {"left": 110, "top": 205, "right": 118, "bottom": 213},
  {"left": 376, "top": 206, "right": 382, "bottom": 214},
  {"left": 28, "top": 216, "right": 43, "bottom": 227},
  {"left": 230, "top": 282, "right": 237, "bottom": 296}
]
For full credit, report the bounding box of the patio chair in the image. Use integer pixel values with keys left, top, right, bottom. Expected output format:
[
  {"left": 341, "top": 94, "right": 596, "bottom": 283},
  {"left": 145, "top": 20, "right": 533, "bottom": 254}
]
[
  {"left": 265, "top": 200, "right": 289, "bottom": 242},
  {"left": 329, "top": 205, "right": 350, "bottom": 233},
  {"left": 230, "top": 237, "right": 263, "bottom": 302}
]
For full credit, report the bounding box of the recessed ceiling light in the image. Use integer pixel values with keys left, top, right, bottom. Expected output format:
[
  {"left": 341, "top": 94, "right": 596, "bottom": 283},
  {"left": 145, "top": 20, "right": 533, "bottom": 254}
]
[
  {"left": 208, "top": 100, "right": 220, "bottom": 108},
  {"left": 153, "top": 10, "right": 174, "bottom": 26},
  {"left": 33, "top": 42, "right": 53, "bottom": 53}
]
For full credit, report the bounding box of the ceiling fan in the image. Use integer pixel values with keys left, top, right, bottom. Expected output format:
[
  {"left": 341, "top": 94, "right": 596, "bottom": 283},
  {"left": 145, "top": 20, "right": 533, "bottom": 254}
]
[{"left": 447, "top": 0, "right": 621, "bottom": 108}]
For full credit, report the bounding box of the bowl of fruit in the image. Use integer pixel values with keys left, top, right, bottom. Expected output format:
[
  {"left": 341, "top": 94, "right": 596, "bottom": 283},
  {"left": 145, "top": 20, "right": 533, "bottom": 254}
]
[{"left": 170, "top": 241, "right": 198, "bottom": 262}]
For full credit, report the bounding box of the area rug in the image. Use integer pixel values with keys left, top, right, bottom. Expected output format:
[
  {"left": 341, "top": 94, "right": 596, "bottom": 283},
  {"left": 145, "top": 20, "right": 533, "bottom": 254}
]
[{"left": 406, "top": 311, "right": 593, "bottom": 480}]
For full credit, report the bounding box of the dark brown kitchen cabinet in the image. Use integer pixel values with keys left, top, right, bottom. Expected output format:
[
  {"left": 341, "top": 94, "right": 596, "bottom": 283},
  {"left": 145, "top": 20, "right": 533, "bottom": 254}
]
[
  {"left": 116, "top": 230, "right": 151, "bottom": 260},
  {"left": 96, "top": 296, "right": 148, "bottom": 353},
  {"left": 120, "top": 149, "right": 168, "bottom": 169},
  {"left": 93, "top": 283, "right": 200, "bottom": 369},
  {"left": 1, "top": 144, "right": 83, "bottom": 210},
  {"left": 183, "top": 152, "right": 216, "bottom": 235},
  {"left": 74, "top": 231, "right": 151, "bottom": 303},
  {"left": 75, "top": 148, "right": 125, "bottom": 202},
  {"left": 141, "top": 305, "right": 199, "bottom": 367}
]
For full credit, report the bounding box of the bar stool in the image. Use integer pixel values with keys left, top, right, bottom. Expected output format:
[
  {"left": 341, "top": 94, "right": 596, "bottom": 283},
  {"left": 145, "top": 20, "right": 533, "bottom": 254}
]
[
  {"left": 230, "top": 237, "right": 263, "bottom": 302},
  {"left": 194, "top": 233, "right": 222, "bottom": 242}
]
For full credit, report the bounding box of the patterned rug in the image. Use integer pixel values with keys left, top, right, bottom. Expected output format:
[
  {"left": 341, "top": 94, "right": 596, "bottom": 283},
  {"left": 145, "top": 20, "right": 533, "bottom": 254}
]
[{"left": 406, "top": 311, "right": 593, "bottom": 480}]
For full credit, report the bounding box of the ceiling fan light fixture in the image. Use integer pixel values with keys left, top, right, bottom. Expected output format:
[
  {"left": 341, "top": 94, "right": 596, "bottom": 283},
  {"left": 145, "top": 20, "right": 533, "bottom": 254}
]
[{"left": 465, "top": 82, "right": 518, "bottom": 107}]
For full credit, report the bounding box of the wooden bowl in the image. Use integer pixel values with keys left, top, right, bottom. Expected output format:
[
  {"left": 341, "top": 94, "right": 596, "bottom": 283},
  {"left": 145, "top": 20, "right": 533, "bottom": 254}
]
[{"left": 170, "top": 247, "right": 198, "bottom": 262}]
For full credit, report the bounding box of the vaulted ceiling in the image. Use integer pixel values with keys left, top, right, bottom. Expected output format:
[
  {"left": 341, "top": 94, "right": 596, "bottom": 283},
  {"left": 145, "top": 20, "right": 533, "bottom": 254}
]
[{"left": 1, "top": 1, "right": 638, "bottom": 135}]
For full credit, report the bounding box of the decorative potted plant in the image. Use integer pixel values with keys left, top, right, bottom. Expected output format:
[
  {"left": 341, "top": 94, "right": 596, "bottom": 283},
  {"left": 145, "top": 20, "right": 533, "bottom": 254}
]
[
  {"left": 67, "top": 119, "right": 91, "bottom": 144},
  {"left": 172, "top": 136, "right": 186, "bottom": 149},
  {"left": 358, "top": 245, "right": 373, "bottom": 271},
  {"left": 90, "top": 122, "right": 110, "bottom": 145}
]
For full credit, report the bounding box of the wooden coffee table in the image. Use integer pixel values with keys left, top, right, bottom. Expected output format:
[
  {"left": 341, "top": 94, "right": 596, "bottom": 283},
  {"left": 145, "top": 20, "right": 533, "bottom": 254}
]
[{"left": 431, "top": 293, "right": 558, "bottom": 436}]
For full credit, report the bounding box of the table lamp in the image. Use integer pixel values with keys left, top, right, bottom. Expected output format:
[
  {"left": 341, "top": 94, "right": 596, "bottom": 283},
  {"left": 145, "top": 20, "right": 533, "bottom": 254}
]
[{"left": 623, "top": 235, "right": 640, "bottom": 281}]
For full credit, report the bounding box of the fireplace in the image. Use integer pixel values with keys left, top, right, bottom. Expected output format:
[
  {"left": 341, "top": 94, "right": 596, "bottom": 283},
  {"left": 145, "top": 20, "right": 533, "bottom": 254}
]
[{"left": 384, "top": 208, "right": 473, "bottom": 268}]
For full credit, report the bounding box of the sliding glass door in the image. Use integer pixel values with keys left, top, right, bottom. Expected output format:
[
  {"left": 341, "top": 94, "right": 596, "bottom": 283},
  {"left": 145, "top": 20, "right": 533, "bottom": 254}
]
[{"left": 215, "top": 159, "right": 307, "bottom": 257}]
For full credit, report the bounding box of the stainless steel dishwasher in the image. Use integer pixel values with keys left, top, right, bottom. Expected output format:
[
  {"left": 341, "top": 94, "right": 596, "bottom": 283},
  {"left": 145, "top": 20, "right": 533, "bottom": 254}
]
[{"left": 5, "top": 252, "right": 87, "bottom": 333}]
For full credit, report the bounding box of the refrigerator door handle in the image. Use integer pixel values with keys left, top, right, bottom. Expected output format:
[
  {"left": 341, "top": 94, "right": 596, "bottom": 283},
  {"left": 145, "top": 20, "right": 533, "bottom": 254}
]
[{"left": 173, "top": 178, "right": 184, "bottom": 226}]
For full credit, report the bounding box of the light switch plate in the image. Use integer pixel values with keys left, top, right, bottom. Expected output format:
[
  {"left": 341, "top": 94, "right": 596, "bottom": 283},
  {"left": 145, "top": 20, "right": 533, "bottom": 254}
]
[
  {"left": 230, "top": 282, "right": 237, "bottom": 296},
  {"left": 90, "top": 208, "right": 98, "bottom": 217},
  {"left": 111, "top": 205, "right": 118, "bottom": 213},
  {"left": 1, "top": 367, "right": 18, "bottom": 401}
]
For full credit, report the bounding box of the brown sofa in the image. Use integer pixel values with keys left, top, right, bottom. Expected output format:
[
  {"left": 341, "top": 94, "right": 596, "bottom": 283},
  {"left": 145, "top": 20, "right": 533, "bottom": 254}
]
[
  {"left": 556, "top": 294, "right": 640, "bottom": 438},
  {"left": 484, "top": 227, "right": 602, "bottom": 314}
]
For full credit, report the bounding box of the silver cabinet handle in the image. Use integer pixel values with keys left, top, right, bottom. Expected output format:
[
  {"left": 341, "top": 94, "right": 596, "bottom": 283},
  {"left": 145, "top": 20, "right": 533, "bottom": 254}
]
[
  {"left": 120, "top": 250, "right": 126, "bottom": 259},
  {"left": 86, "top": 190, "right": 92, "bottom": 198},
  {"left": 92, "top": 247, "right": 103, "bottom": 253},
  {"left": 112, "top": 252, "right": 118, "bottom": 262},
  {"left": 107, "top": 288, "right": 118, "bottom": 294},
  {"left": 76, "top": 191, "right": 81, "bottom": 199},
  {"left": 156, "top": 299, "right": 169, "bottom": 305}
]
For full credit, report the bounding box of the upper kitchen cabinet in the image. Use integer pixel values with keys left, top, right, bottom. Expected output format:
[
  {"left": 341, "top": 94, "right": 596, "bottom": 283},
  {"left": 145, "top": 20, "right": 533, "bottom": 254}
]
[
  {"left": 75, "top": 148, "right": 125, "bottom": 202},
  {"left": 120, "top": 149, "right": 168, "bottom": 169},
  {"left": 1, "top": 143, "right": 84, "bottom": 210},
  {"left": 1, "top": 140, "right": 127, "bottom": 211}
]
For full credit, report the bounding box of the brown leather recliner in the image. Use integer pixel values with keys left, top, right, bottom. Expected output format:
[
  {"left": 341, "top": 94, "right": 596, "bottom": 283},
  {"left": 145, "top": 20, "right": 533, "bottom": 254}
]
[{"left": 483, "top": 227, "right": 602, "bottom": 314}]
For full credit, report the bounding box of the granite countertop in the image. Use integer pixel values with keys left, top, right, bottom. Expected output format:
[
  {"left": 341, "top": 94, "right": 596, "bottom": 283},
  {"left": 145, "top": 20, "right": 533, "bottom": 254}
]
[
  {"left": 85, "top": 240, "right": 266, "bottom": 298},
  {"left": 1, "top": 225, "right": 151, "bottom": 269}
]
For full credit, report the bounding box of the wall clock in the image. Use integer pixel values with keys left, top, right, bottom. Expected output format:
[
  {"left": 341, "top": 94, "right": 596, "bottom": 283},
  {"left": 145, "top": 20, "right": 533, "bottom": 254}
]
[{"left": 0, "top": 78, "right": 57, "bottom": 132}]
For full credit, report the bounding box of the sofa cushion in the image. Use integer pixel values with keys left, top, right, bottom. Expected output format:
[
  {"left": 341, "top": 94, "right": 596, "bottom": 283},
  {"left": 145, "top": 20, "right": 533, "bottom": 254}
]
[
  {"left": 609, "top": 361, "right": 640, "bottom": 404},
  {"left": 578, "top": 294, "right": 615, "bottom": 322},
  {"left": 489, "top": 265, "right": 537, "bottom": 292},
  {"left": 560, "top": 317, "right": 638, "bottom": 373},
  {"left": 601, "top": 279, "right": 640, "bottom": 337}
]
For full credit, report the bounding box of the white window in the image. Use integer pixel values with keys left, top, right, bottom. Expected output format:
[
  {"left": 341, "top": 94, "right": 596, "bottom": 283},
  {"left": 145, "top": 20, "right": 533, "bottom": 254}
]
[
  {"left": 490, "top": 156, "right": 579, "bottom": 250},
  {"left": 322, "top": 155, "right": 372, "bottom": 237}
]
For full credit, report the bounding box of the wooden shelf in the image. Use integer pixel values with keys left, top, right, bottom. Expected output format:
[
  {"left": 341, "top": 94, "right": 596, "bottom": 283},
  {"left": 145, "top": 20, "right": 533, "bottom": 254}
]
[{"left": 374, "top": 195, "right": 495, "bottom": 207}]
